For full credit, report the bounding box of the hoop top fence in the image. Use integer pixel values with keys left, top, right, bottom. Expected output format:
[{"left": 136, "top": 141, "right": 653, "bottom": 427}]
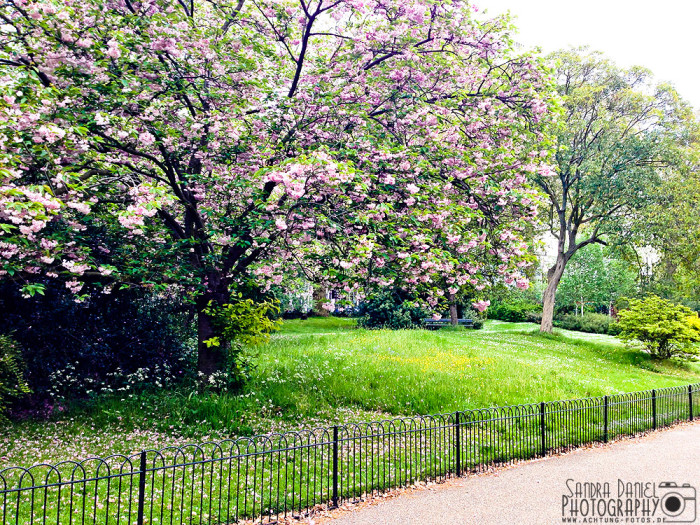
[{"left": 2, "top": 384, "right": 698, "bottom": 524}]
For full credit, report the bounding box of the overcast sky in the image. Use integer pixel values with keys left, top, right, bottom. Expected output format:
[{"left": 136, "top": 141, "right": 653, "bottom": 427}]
[{"left": 478, "top": 0, "right": 700, "bottom": 109}]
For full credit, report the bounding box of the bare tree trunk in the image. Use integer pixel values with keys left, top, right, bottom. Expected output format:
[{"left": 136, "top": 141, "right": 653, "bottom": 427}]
[
  {"left": 540, "top": 254, "right": 568, "bottom": 333},
  {"left": 448, "top": 293, "right": 458, "bottom": 327},
  {"left": 196, "top": 277, "right": 230, "bottom": 376},
  {"left": 197, "top": 303, "right": 227, "bottom": 377},
  {"left": 312, "top": 285, "right": 330, "bottom": 317}
]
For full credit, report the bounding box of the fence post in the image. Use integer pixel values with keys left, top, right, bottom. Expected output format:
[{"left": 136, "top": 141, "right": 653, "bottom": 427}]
[
  {"left": 137, "top": 450, "right": 146, "bottom": 525},
  {"left": 332, "top": 425, "right": 339, "bottom": 508},
  {"left": 540, "top": 402, "right": 546, "bottom": 457},
  {"left": 455, "top": 411, "right": 461, "bottom": 477},
  {"left": 690, "top": 385, "right": 694, "bottom": 422},
  {"left": 652, "top": 390, "right": 657, "bottom": 430},
  {"left": 603, "top": 396, "right": 609, "bottom": 443}
]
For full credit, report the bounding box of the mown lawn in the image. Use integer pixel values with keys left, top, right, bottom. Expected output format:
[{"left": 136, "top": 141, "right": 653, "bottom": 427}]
[{"left": 3, "top": 318, "right": 699, "bottom": 467}]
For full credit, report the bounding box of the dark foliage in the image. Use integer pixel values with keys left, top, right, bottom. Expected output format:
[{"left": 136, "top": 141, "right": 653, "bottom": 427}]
[
  {"left": 0, "top": 334, "right": 30, "bottom": 418},
  {"left": 357, "top": 290, "right": 428, "bottom": 329},
  {"left": 0, "top": 281, "right": 194, "bottom": 404}
]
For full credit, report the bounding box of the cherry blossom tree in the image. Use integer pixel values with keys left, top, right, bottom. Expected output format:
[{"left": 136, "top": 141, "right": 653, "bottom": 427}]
[{"left": 0, "top": 0, "right": 554, "bottom": 374}]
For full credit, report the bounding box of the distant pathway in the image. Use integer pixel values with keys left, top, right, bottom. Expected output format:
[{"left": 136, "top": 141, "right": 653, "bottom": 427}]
[{"left": 328, "top": 422, "right": 700, "bottom": 525}]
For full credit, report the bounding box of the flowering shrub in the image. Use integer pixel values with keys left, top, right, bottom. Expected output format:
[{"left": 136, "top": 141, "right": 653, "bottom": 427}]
[
  {"left": 460, "top": 307, "right": 485, "bottom": 330},
  {"left": 686, "top": 315, "right": 700, "bottom": 334}
]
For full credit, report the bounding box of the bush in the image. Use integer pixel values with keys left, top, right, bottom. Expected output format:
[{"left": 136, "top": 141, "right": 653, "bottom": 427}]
[
  {"left": 525, "top": 311, "right": 543, "bottom": 324},
  {"left": 357, "top": 291, "right": 428, "bottom": 329},
  {"left": 554, "top": 313, "right": 613, "bottom": 334},
  {"left": 203, "top": 295, "right": 281, "bottom": 387},
  {"left": 0, "top": 281, "right": 194, "bottom": 404},
  {"left": 686, "top": 315, "right": 700, "bottom": 334},
  {"left": 617, "top": 295, "right": 700, "bottom": 360},
  {"left": 607, "top": 321, "right": 623, "bottom": 336},
  {"left": 460, "top": 307, "right": 484, "bottom": 330},
  {"left": 0, "top": 335, "right": 30, "bottom": 419},
  {"left": 488, "top": 300, "right": 542, "bottom": 323}
]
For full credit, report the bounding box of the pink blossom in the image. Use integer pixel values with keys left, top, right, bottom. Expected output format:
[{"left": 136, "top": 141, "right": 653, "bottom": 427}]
[
  {"left": 67, "top": 202, "right": 91, "bottom": 214},
  {"left": 106, "top": 39, "right": 121, "bottom": 58},
  {"left": 65, "top": 280, "right": 83, "bottom": 294},
  {"left": 138, "top": 132, "right": 155, "bottom": 147},
  {"left": 538, "top": 165, "right": 556, "bottom": 177},
  {"left": 472, "top": 300, "right": 491, "bottom": 312}
]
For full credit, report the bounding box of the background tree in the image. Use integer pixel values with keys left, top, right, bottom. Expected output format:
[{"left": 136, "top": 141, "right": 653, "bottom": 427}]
[
  {"left": 1, "top": 0, "right": 555, "bottom": 376},
  {"left": 556, "top": 244, "right": 637, "bottom": 315},
  {"left": 639, "top": 110, "right": 700, "bottom": 306},
  {"left": 533, "top": 47, "right": 694, "bottom": 332}
]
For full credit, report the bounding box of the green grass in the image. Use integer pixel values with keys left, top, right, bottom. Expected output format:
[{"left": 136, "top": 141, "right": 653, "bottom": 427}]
[
  {"left": 275, "top": 316, "right": 357, "bottom": 333},
  {"left": 3, "top": 317, "right": 699, "bottom": 468},
  {"left": 254, "top": 319, "right": 699, "bottom": 414}
]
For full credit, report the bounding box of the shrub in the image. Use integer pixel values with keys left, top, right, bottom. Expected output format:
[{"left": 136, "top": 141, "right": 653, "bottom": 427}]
[
  {"left": 202, "top": 295, "right": 281, "bottom": 387},
  {"left": 607, "top": 321, "right": 623, "bottom": 336},
  {"left": 686, "top": 315, "right": 700, "bottom": 334},
  {"left": 488, "top": 300, "right": 542, "bottom": 323},
  {"left": 0, "top": 281, "right": 194, "bottom": 403},
  {"left": 460, "top": 307, "right": 484, "bottom": 330},
  {"left": 617, "top": 295, "right": 700, "bottom": 360},
  {"left": 357, "top": 291, "right": 428, "bottom": 329},
  {"left": 0, "top": 335, "right": 30, "bottom": 419},
  {"left": 554, "top": 313, "right": 613, "bottom": 334},
  {"left": 526, "top": 311, "right": 543, "bottom": 324}
]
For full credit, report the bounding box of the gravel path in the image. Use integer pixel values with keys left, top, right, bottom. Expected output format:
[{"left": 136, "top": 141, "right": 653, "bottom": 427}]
[{"left": 328, "top": 422, "right": 700, "bottom": 525}]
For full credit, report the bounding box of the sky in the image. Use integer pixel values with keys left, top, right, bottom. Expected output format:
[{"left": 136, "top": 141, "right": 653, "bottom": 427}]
[{"left": 478, "top": 0, "right": 700, "bottom": 109}]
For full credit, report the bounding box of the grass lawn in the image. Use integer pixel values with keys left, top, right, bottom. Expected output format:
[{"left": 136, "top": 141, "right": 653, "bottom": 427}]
[{"left": 3, "top": 318, "right": 699, "bottom": 468}]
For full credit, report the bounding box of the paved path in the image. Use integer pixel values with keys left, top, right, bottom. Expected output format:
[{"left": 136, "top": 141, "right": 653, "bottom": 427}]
[{"left": 329, "top": 422, "right": 700, "bottom": 525}]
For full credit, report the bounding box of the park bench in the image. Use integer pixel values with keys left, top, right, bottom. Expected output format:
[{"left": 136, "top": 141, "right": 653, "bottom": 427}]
[{"left": 421, "top": 318, "right": 474, "bottom": 329}]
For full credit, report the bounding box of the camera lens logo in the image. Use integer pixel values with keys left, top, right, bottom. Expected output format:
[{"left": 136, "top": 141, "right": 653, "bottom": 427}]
[{"left": 659, "top": 482, "right": 696, "bottom": 523}]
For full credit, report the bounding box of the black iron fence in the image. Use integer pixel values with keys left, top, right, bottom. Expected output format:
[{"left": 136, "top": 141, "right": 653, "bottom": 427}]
[{"left": 2, "top": 384, "right": 698, "bottom": 524}]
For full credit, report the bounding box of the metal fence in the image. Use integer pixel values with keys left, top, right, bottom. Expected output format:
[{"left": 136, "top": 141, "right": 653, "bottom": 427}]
[{"left": 2, "top": 384, "right": 698, "bottom": 524}]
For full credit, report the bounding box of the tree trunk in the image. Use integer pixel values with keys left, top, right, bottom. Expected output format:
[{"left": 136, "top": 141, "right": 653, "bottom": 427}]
[
  {"left": 540, "top": 254, "right": 568, "bottom": 333},
  {"left": 448, "top": 293, "right": 458, "bottom": 326},
  {"left": 196, "top": 275, "right": 230, "bottom": 377},
  {"left": 312, "top": 285, "right": 330, "bottom": 317},
  {"left": 197, "top": 304, "right": 227, "bottom": 377}
]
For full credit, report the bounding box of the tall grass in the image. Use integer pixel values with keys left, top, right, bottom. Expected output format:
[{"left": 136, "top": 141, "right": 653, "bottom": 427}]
[{"left": 3, "top": 318, "right": 699, "bottom": 469}]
